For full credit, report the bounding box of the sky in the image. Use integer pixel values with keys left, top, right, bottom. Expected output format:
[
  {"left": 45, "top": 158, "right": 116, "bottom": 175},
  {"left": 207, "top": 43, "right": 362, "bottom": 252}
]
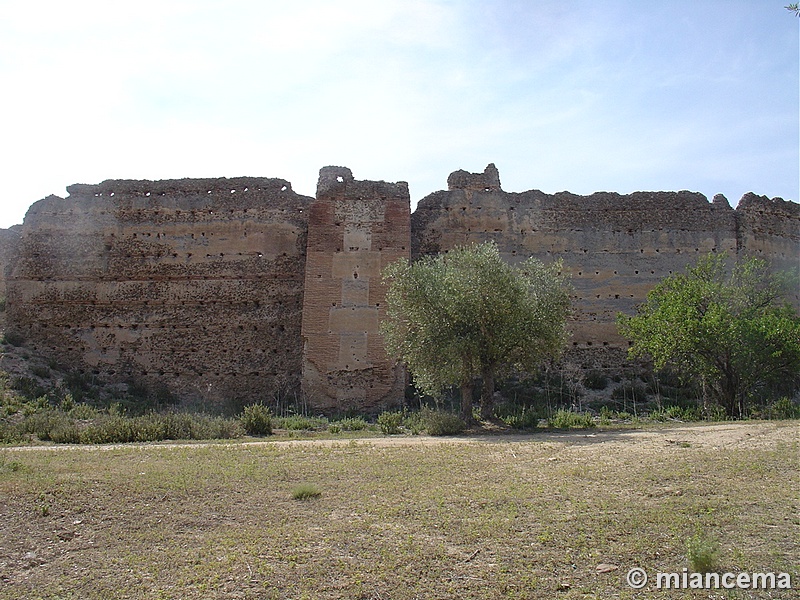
[{"left": 0, "top": 0, "right": 797, "bottom": 229}]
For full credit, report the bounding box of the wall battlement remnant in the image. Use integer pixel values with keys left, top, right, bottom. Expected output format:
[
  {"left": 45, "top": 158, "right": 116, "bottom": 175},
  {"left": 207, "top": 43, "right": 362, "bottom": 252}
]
[{"left": 2, "top": 165, "right": 797, "bottom": 411}]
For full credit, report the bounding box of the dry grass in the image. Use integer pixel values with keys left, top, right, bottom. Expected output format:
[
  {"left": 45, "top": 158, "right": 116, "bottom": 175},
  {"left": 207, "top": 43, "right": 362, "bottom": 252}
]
[{"left": 0, "top": 421, "right": 797, "bottom": 599}]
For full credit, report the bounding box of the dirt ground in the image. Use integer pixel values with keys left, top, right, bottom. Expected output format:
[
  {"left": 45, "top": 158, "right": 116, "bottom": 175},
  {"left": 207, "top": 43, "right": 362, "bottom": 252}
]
[{"left": 1, "top": 420, "right": 797, "bottom": 600}]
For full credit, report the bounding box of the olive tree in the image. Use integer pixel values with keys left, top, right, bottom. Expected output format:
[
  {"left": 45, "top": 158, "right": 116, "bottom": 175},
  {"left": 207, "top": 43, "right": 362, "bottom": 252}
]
[
  {"left": 380, "top": 241, "right": 571, "bottom": 420},
  {"left": 617, "top": 253, "right": 800, "bottom": 417}
]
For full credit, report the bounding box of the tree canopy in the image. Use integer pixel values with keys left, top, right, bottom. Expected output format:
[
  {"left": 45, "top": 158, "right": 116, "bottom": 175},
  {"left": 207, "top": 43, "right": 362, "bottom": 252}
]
[
  {"left": 380, "top": 241, "right": 571, "bottom": 420},
  {"left": 617, "top": 253, "right": 800, "bottom": 417}
]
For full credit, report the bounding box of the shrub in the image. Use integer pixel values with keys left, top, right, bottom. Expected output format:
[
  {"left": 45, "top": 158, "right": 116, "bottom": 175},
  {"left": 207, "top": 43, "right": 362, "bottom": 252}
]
[
  {"left": 495, "top": 401, "right": 541, "bottom": 429},
  {"left": 422, "top": 408, "right": 466, "bottom": 436},
  {"left": 547, "top": 409, "right": 596, "bottom": 429},
  {"left": 0, "top": 421, "right": 24, "bottom": 443},
  {"left": 769, "top": 397, "right": 800, "bottom": 420},
  {"left": 334, "top": 417, "right": 369, "bottom": 431},
  {"left": 292, "top": 484, "right": 321, "bottom": 500},
  {"left": 274, "top": 415, "right": 328, "bottom": 431},
  {"left": 686, "top": 533, "right": 719, "bottom": 573},
  {"left": 240, "top": 403, "right": 273, "bottom": 436},
  {"left": 68, "top": 402, "right": 99, "bottom": 421},
  {"left": 377, "top": 411, "right": 404, "bottom": 435},
  {"left": 501, "top": 411, "right": 539, "bottom": 429},
  {"left": 11, "top": 377, "right": 49, "bottom": 401},
  {"left": 402, "top": 410, "right": 424, "bottom": 435}
]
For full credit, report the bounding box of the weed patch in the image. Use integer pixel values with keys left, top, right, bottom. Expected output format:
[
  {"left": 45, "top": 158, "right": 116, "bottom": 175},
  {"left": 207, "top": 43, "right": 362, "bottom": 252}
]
[{"left": 292, "top": 484, "right": 321, "bottom": 501}]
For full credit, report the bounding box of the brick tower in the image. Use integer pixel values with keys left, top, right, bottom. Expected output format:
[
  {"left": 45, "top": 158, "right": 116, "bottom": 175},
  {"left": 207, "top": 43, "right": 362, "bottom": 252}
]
[{"left": 300, "top": 167, "right": 410, "bottom": 412}]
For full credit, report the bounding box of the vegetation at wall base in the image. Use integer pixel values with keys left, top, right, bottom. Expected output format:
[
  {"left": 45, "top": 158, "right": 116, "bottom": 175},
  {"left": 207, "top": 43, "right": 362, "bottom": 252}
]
[
  {"left": 618, "top": 253, "right": 800, "bottom": 418},
  {"left": 240, "top": 403, "right": 272, "bottom": 436}
]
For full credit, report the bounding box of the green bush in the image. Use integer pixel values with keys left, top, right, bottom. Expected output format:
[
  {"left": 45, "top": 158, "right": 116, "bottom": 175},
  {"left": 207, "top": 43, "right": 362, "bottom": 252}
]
[
  {"left": 274, "top": 414, "right": 328, "bottom": 431},
  {"left": 68, "top": 402, "right": 100, "bottom": 420},
  {"left": 377, "top": 411, "right": 404, "bottom": 435},
  {"left": 422, "top": 408, "right": 466, "bottom": 436},
  {"left": 16, "top": 408, "right": 244, "bottom": 444},
  {"left": 292, "top": 484, "right": 321, "bottom": 500},
  {"left": 20, "top": 409, "right": 72, "bottom": 441},
  {"left": 0, "top": 420, "right": 24, "bottom": 443},
  {"left": 11, "top": 377, "right": 48, "bottom": 401},
  {"left": 547, "top": 409, "right": 596, "bottom": 429},
  {"left": 768, "top": 397, "right": 800, "bottom": 420},
  {"left": 402, "top": 410, "right": 424, "bottom": 435},
  {"left": 334, "top": 417, "right": 369, "bottom": 431},
  {"left": 240, "top": 403, "right": 273, "bottom": 436},
  {"left": 686, "top": 533, "right": 719, "bottom": 573}
]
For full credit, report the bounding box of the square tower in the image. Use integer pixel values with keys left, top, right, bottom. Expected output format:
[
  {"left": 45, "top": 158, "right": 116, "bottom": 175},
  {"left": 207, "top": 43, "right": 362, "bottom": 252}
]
[{"left": 301, "top": 167, "right": 410, "bottom": 412}]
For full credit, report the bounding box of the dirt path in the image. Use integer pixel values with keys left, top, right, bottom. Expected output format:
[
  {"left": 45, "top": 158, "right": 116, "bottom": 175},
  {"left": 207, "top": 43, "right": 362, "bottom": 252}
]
[{"left": 5, "top": 420, "right": 797, "bottom": 453}]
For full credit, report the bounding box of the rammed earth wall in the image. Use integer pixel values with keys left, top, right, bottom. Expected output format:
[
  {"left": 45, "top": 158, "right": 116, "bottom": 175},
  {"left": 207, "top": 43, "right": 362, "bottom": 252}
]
[
  {"left": 5, "top": 178, "right": 312, "bottom": 408},
  {"left": 2, "top": 165, "right": 798, "bottom": 411}
]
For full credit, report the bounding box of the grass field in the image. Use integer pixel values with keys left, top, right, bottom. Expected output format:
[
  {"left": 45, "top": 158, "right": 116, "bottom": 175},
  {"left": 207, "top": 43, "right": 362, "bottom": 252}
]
[{"left": 0, "top": 421, "right": 797, "bottom": 599}]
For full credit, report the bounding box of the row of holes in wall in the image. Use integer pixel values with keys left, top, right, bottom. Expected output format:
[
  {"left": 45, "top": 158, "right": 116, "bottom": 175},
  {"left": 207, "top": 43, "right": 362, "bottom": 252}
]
[
  {"left": 442, "top": 205, "right": 730, "bottom": 215},
  {"left": 125, "top": 230, "right": 299, "bottom": 238},
  {"left": 29, "top": 206, "right": 305, "bottom": 218},
  {"left": 91, "top": 186, "right": 290, "bottom": 197},
  {"left": 30, "top": 323, "right": 288, "bottom": 331},
  {"left": 68, "top": 369, "right": 284, "bottom": 378},
  {"left": 52, "top": 347, "right": 288, "bottom": 355},
  {"left": 19, "top": 297, "right": 298, "bottom": 307},
  {"left": 19, "top": 276, "right": 303, "bottom": 284}
]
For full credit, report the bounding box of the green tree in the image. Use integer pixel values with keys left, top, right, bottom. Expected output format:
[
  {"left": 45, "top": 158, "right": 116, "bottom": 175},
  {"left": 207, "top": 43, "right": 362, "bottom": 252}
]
[
  {"left": 617, "top": 253, "right": 800, "bottom": 417},
  {"left": 787, "top": 3, "right": 800, "bottom": 17},
  {"left": 380, "top": 241, "right": 571, "bottom": 420}
]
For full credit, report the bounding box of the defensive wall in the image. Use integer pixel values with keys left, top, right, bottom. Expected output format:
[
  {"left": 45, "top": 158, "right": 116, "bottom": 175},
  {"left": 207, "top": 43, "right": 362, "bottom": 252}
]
[{"left": 2, "top": 165, "right": 797, "bottom": 412}]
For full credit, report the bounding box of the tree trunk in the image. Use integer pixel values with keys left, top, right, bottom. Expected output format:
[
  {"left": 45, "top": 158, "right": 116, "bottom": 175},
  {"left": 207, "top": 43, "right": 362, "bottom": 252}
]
[
  {"left": 460, "top": 380, "right": 474, "bottom": 423},
  {"left": 480, "top": 368, "right": 495, "bottom": 420}
]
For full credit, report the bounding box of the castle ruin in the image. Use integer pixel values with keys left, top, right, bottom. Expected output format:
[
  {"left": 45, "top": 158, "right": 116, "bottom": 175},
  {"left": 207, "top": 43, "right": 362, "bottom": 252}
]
[{"left": 1, "top": 165, "right": 797, "bottom": 412}]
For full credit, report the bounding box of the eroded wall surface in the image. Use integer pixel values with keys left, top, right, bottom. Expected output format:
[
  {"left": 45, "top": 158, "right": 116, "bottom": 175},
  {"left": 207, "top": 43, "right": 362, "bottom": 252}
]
[
  {"left": 0, "top": 226, "right": 21, "bottom": 301},
  {"left": 300, "top": 167, "right": 410, "bottom": 412},
  {"left": 412, "top": 165, "right": 799, "bottom": 370},
  {"left": 6, "top": 178, "right": 312, "bottom": 407},
  {"left": 2, "top": 164, "right": 797, "bottom": 410}
]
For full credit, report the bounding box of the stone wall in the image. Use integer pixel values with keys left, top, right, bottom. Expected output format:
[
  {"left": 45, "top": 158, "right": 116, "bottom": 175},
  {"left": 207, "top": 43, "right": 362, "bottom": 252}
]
[
  {"left": 5, "top": 178, "right": 312, "bottom": 408},
  {"left": 300, "top": 167, "right": 410, "bottom": 413},
  {"left": 2, "top": 164, "right": 797, "bottom": 410},
  {"left": 412, "top": 165, "right": 799, "bottom": 370},
  {"left": 0, "top": 226, "right": 21, "bottom": 301}
]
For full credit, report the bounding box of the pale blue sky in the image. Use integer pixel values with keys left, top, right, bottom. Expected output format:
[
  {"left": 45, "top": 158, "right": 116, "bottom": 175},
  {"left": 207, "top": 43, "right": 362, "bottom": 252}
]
[{"left": 0, "top": 0, "right": 797, "bottom": 228}]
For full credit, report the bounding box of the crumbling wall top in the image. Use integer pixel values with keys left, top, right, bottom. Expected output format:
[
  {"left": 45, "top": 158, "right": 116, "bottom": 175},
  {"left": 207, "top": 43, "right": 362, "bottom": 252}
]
[
  {"left": 447, "top": 163, "right": 502, "bottom": 192},
  {"left": 317, "top": 166, "right": 355, "bottom": 196},
  {"left": 736, "top": 192, "right": 799, "bottom": 217},
  {"left": 316, "top": 166, "right": 409, "bottom": 200}
]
